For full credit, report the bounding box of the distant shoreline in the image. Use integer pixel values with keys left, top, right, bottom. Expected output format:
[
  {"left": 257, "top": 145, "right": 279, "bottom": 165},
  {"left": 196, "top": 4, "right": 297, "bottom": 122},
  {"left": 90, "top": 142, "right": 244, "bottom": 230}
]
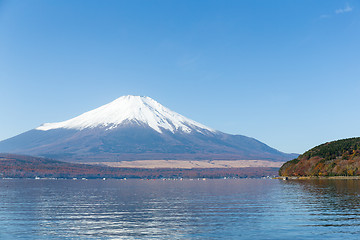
[{"left": 89, "top": 160, "right": 284, "bottom": 169}]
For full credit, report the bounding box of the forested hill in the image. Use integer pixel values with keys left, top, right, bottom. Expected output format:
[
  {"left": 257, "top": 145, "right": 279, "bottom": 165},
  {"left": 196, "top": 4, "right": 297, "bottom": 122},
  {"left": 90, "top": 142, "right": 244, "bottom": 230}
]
[{"left": 279, "top": 137, "right": 360, "bottom": 177}]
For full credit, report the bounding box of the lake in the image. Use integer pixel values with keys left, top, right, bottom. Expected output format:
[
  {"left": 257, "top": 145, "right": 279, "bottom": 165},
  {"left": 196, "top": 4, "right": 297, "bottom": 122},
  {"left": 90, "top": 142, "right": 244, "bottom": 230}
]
[{"left": 1, "top": 178, "right": 360, "bottom": 239}]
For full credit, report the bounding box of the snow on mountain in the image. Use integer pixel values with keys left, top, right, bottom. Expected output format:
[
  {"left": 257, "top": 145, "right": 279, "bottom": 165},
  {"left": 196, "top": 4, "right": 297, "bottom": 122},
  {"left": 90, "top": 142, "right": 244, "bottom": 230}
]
[
  {"left": 0, "top": 95, "right": 298, "bottom": 162},
  {"left": 36, "top": 95, "right": 215, "bottom": 134}
]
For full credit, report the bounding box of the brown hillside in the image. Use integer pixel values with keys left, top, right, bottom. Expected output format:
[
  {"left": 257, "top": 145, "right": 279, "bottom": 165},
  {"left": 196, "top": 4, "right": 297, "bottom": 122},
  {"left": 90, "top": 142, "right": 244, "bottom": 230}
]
[{"left": 279, "top": 137, "right": 360, "bottom": 177}]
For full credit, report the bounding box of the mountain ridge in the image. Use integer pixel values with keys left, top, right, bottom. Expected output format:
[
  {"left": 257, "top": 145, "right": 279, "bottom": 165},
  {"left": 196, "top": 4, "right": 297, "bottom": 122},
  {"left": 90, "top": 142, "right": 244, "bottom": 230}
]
[
  {"left": 0, "top": 95, "right": 297, "bottom": 163},
  {"left": 36, "top": 95, "right": 215, "bottom": 134}
]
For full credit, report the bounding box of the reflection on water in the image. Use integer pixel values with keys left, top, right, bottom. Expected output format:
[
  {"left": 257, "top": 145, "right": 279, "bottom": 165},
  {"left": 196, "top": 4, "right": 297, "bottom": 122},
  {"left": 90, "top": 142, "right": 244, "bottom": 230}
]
[
  {"left": 284, "top": 180, "right": 360, "bottom": 228},
  {"left": 1, "top": 179, "right": 360, "bottom": 239}
]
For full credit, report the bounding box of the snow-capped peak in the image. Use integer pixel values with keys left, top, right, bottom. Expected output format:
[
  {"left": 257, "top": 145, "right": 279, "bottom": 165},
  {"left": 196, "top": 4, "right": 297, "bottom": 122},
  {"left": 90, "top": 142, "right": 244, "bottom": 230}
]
[{"left": 36, "top": 95, "right": 215, "bottom": 134}]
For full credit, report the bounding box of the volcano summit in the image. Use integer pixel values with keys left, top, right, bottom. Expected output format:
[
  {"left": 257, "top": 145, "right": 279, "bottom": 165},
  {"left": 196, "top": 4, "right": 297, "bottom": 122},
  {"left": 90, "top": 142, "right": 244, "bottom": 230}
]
[{"left": 0, "top": 95, "right": 297, "bottom": 163}]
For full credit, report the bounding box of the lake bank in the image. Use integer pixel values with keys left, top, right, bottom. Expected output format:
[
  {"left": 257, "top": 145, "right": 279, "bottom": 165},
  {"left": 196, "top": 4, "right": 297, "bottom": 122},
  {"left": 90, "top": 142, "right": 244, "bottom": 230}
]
[{"left": 274, "top": 176, "right": 360, "bottom": 180}]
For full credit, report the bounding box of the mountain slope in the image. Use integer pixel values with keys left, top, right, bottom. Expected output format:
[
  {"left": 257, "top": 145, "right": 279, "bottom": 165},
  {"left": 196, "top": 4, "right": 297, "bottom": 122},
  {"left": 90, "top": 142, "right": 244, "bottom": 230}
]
[
  {"left": 36, "top": 95, "right": 214, "bottom": 134},
  {"left": 0, "top": 95, "right": 297, "bottom": 162}
]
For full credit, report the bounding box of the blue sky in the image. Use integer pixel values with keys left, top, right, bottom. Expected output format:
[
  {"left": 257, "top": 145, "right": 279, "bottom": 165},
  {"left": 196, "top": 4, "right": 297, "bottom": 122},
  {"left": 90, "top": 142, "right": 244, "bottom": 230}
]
[{"left": 1, "top": 0, "right": 359, "bottom": 154}]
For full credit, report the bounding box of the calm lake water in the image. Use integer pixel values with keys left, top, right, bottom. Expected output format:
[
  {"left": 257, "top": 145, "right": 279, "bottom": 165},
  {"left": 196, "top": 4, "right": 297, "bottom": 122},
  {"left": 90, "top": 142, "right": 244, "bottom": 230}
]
[{"left": 1, "top": 178, "right": 360, "bottom": 239}]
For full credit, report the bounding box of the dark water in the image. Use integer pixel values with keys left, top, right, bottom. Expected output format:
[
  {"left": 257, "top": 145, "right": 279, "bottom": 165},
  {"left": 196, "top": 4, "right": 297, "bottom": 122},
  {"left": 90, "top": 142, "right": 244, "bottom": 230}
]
[{"left": 1, "top": 179, "right": 360, "bottom": 239}]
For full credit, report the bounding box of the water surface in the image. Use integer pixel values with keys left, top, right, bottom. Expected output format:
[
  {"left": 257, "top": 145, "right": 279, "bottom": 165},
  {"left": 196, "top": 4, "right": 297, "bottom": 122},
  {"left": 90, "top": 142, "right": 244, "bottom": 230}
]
[{"left": 1, "top": 179, "right": 360, "bottom": 239}]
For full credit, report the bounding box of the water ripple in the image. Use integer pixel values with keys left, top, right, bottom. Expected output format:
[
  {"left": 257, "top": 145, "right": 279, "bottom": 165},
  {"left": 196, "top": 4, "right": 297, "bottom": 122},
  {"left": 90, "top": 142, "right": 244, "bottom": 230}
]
[{"left": 1, "top": 179, "right": 360, "bottom": 239}]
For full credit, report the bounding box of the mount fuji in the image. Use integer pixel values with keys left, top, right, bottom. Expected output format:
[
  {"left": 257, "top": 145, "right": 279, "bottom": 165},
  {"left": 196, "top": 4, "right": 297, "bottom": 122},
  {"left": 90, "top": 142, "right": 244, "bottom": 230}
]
[{"left": 0, "top": 95, "right": 297, "bottom": 162}]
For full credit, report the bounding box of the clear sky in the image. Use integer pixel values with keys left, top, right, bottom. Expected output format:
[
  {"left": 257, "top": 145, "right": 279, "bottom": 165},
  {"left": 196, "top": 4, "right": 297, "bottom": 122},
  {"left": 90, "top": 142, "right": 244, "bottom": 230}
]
[{"left": 1, "top": 0, "right": 359, "bottom": 154}]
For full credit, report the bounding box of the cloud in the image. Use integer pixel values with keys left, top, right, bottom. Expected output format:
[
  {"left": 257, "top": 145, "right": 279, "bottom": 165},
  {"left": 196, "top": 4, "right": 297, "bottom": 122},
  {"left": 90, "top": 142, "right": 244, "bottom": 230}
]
[
  {"left": 335, "top": 4, "right": 353, "bottom": 14},
  {"left": 320, "top": 4, "right": 353, "bottom": 19}
]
